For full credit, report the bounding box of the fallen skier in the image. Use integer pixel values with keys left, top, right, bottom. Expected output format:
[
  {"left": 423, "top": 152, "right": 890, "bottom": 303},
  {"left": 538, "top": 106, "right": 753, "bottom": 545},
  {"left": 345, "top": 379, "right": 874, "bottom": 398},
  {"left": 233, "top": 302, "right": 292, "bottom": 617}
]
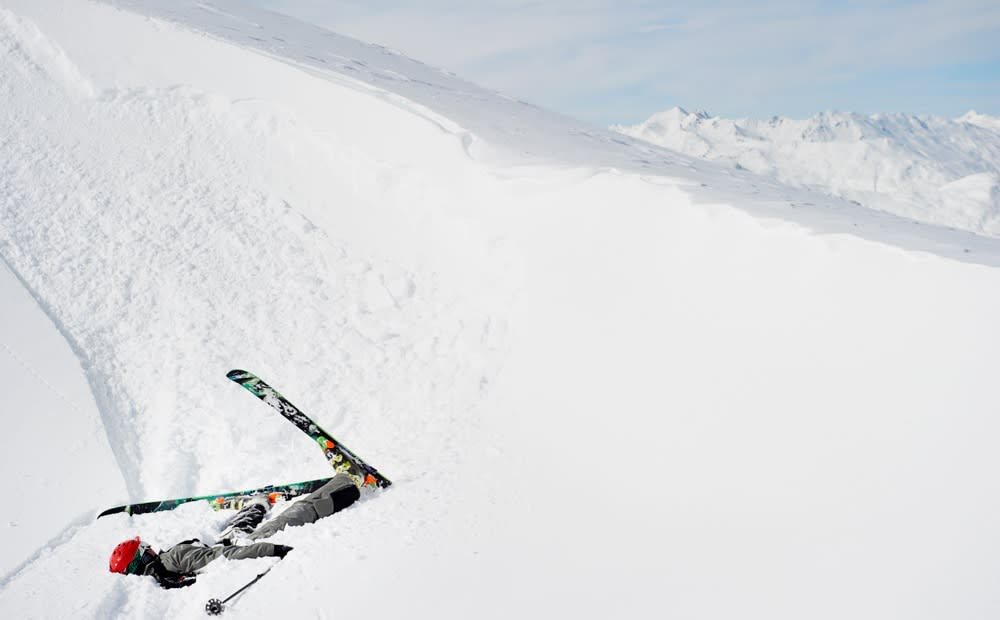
[{"left": 108, "top": 473, "right": 359, "bottom": 588}]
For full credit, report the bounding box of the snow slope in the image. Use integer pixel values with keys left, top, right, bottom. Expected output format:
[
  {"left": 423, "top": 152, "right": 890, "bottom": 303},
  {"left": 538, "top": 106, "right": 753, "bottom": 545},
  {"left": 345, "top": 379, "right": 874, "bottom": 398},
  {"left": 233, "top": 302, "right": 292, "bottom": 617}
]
[
  {"left": 0, "top": 260, "right": 124, "bottom": 579},
  {"left": 1, "top": 1, "right": 1000, "bottom": 619},
  {"left": 614, "top": 107, "right": 1000, "bottom": 238}
]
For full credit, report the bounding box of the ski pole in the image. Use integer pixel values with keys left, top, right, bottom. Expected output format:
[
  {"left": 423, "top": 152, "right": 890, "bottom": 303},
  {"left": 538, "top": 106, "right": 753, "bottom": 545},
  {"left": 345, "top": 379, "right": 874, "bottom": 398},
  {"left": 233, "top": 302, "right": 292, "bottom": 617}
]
[{"left": 205, "top": 566, "right": 274, "bottom": 616}]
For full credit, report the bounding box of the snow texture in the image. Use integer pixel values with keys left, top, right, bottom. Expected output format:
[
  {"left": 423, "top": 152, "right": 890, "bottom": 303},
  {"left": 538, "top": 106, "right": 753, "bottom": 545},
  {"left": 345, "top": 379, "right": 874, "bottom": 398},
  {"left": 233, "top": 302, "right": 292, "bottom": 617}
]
[
  {"left": 1, "top": 1, "right": 1000, "bottom": 619},
  {"left": 614, "top": 106, "right": 1000, "bottom": 237}
]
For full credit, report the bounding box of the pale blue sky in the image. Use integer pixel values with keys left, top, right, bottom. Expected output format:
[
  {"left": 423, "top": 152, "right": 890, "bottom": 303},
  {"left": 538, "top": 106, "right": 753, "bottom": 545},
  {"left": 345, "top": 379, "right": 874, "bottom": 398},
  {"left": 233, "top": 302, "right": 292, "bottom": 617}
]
[{"left": 250, "top": 1, "right": 1000, "bottom": 126}]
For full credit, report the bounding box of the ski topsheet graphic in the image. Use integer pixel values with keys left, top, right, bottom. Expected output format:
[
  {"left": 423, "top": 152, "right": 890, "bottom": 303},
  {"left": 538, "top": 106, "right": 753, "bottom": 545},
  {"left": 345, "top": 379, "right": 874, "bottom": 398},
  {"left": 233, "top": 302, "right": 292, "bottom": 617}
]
[
  {"left": 226, "top": 369, "right": 391, "bottom": 490},
  {"left": 96, "top": 369, "right": 390, "bottom": 518},
  {"left": 97, "top": 477, "right": 335, "bottom": 518}
]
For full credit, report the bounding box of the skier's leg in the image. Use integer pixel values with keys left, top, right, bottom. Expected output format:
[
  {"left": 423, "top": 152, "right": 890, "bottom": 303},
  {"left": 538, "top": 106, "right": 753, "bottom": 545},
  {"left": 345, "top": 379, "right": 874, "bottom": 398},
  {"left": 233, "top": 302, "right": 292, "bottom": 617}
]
[
  {"left": 249, "top": 474, "right": 359, "bottom": 540},
  {"left": 220, "top": 496, "right": 270, "bottom": 543}
]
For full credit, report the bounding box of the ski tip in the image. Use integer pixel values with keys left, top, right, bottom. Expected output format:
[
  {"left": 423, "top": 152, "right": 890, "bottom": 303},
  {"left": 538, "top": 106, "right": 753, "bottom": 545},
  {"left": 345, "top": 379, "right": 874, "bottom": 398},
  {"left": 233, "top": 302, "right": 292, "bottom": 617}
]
[
  {"left": 362, "top": 474, "right": 392, "bottom": 490},
  {"left": 97, "top": 506, "right": 128, "bottom": 519},
  {"left": 226, "top": 369, "right": 248, "bottom": 379}
]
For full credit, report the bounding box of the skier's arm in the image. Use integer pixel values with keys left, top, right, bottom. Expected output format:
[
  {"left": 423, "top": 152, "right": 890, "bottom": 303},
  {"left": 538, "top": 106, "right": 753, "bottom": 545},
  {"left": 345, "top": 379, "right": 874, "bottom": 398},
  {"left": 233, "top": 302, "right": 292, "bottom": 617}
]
[
  {"left": 160, "top": 542, "right": 291, "bottom": 574},
  {"left": 220, "top": 542, "right": 292, "bottom": 561}
]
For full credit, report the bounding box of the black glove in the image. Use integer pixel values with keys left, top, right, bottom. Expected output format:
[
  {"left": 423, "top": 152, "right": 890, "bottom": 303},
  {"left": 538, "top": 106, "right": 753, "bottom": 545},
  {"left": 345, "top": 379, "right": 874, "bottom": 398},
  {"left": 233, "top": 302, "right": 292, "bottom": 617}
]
[
  {"left": 272, "top": 544, "right": 294, "bottom": 559},
  {"left": 150, "top": 558, "right": 197, "bottom": 589}
]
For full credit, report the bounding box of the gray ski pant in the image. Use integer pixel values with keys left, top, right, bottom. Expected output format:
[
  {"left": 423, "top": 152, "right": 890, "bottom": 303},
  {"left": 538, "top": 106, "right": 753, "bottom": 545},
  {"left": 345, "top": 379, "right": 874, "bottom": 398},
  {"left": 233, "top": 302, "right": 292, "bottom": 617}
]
[{"left": 249, "top": 473, "right": 359, "bottom": 540}]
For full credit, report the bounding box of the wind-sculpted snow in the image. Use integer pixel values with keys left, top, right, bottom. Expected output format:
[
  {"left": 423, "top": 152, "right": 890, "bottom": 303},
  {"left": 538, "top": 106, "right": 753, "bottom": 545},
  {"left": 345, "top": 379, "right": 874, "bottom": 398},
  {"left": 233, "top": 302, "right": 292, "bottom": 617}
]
[
  {"left": 614, "top": 107, "right": 1000, "bottom": 238},
  {"left": 0, "top": 1, "right": 516, "bottom": 610},
  {"left": 2, "top": 1, "right": 1000, "bottom": 619},
  {"left": 0, "top": 44, "right": 507, "bottom": 500}
]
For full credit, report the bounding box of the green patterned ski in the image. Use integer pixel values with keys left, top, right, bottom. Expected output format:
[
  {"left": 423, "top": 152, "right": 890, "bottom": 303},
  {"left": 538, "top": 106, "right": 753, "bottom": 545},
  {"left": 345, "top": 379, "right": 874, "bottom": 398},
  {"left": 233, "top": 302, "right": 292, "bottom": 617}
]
[
  {"left": 226, "top": 369, "right": 391, "bottom": 490},
  {"left": 97, "top": 476, "right": 335, "bottom": 518}
]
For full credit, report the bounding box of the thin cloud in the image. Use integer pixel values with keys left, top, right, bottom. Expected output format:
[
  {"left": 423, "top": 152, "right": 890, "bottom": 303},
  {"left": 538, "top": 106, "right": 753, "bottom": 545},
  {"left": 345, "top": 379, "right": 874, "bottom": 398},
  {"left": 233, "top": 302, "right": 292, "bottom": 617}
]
[{"left": 251, "top": 0, "right": 1000, "bottom": 123}]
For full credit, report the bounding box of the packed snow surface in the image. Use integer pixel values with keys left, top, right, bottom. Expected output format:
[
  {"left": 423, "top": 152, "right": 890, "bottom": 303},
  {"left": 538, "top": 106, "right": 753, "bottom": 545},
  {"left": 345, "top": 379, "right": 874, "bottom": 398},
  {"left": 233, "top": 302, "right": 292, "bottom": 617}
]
[
  {"left": 2, "top": 1, "right": 1000, "bottom": 619},
  {"left": 614, "top": 107, "right": 1000, "bottom": 237}
]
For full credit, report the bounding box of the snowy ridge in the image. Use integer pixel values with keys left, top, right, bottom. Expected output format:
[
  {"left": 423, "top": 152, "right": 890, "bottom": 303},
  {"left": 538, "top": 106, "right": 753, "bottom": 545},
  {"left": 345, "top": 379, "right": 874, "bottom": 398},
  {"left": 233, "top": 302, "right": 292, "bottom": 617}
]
[
  {"left": 2, "top": 1, "right": 1000, "bottom": 619},
  {"left": 960, "top": 110, "right": 1000, "bottom": 132},
  {"left": 96, "top": 0, "right": 1000, "bottom": 264},
  {"left": 613, "top": 107, "right": 1000, "bottom": 237}
]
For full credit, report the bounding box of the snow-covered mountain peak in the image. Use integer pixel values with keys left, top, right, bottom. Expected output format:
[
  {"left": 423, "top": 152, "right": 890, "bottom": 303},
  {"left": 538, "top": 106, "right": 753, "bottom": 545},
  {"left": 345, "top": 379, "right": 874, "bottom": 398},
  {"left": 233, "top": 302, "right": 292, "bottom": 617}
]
[
  {"left": 643, "top": 106, "right": 710, "bottom": 128},
  {"left": 959, "top": 109, "right": 1000, "bottom": 132}
]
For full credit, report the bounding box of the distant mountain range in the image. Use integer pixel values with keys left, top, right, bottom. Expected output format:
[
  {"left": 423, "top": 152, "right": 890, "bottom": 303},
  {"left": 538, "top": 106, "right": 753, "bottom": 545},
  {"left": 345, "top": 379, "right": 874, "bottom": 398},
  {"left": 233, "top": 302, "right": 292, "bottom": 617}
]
[{"left": 614, "top": 108, "right": 1000, "bottom": 238}]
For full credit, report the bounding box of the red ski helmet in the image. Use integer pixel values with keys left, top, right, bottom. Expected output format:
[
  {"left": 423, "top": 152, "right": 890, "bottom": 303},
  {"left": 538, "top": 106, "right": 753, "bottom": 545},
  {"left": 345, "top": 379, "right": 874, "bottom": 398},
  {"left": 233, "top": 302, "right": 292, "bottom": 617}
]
[{"left": 109, "top": 537, "right": 149, "bottom": 574}]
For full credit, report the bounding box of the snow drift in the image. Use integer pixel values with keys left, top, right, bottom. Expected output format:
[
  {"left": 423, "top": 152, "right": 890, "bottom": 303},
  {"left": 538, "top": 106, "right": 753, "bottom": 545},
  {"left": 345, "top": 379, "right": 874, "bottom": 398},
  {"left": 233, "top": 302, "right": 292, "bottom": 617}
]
[
  {"left": 2, "top": 1, "right": 1000, "bottom": 619},
  {"left": 614, "top": 107, "right": 1000, "bottom": 238}
]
